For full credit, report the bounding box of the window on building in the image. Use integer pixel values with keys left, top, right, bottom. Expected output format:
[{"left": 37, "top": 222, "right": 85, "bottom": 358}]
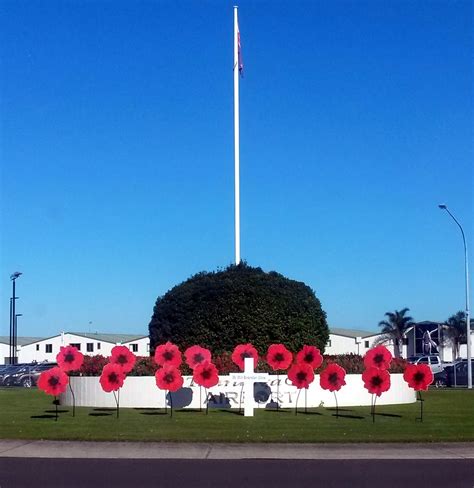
[
  {"left": 36, "top": 344, "right": 39, "bottom": 351},
  {"left": 403, "top": 338, "right": 409, "bottom": 345},
  {"left": 45, "top": 344, "right": 52, "bottom": 353},
  {"left": 87, "top": 343, "right": 94, "bottom": 352},
  {"left": 97, "top": 343, "right": 101, "bottom": 350},
  {"left": 70, "top": 343, "right": 81, "bottom": 351},
  {"left": 327, "top": 340, "right": 332, "bottom": 347},
  {"left": 129, "top": 344, "right": 138, "bottom": 353},
  {"left": 147, "top": 343, "right": 150, "bottom": 352},
  {"left": 364, "top": 340, "right": 370, "bottom": 348}
]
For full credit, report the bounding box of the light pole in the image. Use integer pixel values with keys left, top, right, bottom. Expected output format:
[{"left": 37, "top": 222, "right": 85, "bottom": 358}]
[
  {"left": 9, "top": 272, "right": 22, "bottom": 365},
  {"left": 438, "top": 204, "right": 471, "bottom": 389},
  {"left": 14, "top": 313, "right": 22, "bottom": 363}
]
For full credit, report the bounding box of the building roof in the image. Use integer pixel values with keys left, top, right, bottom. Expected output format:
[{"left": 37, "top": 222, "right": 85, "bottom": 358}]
[
  {"left": 330, "top": 328, "right": 379, "bottom": 339},
  {"left": 66, "top": 332, "right": 147, "bottom": 344},
  {"left": 0, "top": 336, "right": 44, "bottom": 346}
]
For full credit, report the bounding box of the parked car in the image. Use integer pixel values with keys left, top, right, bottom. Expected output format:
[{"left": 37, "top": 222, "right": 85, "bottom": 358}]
[
  {"left": 0, "top": 364, "right": 30, "bottom": 386},
  {"left": 1, "top": 362, "right": 57, "bottom": 387},
  {"left": 407, "top": 355, "right": 444, "bottom": 374},
  {"left": 445, "top": 360, "right": 474, "bottom": 387}
]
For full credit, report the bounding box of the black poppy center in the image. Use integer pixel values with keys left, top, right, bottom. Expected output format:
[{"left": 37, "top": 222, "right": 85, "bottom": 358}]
[
  {"left": 413, "top": 371, "right": 425, "bottom": 383},
  {"left": 65, "top": 353, "right": 75, "bottom": 363},
  {"left": 374, "top": 354, "right": 384, "bottom": 365},
  {"left": 109, "top": 372, "right": 118, "bottom": 383},
  {"left": 194, "top": 353, "right": 204, "bottom": 363},
  {"left": 328, "top": 372, "right": 339, "bottom": 385},
  {"left": 240, "top": 351, "right": 252, "bottom": 360},
  {"left": 201, "top": 369, "right": 211, "bottom": 379},
  {"left": 163, "top": 351, "right": 174, "bottom": 361},
  {"left": 371, "top": 376, "right": 383, "bottom": 386},
  {"left": 274, "top": 353, "right": 284, "bottom": 362},
  {"left": 48, "top": 376, "right": 59, "bottom": 386},
  {"left": 304, "top": 353, "right": 314, "bottom": 363},
  {"left": 164, "top": 373, "right": 175, "bottom": 384},
  {"left": 118, "top": 355, "right": 127, "bottom": 365},
  {"left": 296, "top": 371, "right": 307, "bottom": 381}
]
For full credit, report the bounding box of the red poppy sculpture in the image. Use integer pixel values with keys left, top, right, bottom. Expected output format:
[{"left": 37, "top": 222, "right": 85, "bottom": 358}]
[
  {"left": 155, "top": 365, "right": 184, "bottom": 417},
  {"left": 403, "top": 363, "right": 434, "bottom": 422},
  {"left": 296, "top": 345, "right": 323, "bottom": 370},
  {"left": 154, "top": 342, "right": 182, "bottom": 368},
  {"left": 266, "top": 344, "right": 293, "bottom": 411},
  {"left": 288, "top": 362, "right": 315, "bottom": 415},
  {"left": 362, "top": 367, "right": 391, "bottom": 422},
  {"left": 109, "top": 345, "right": 137, "bottom": 374},
  {"left": 266, "top": 344, "right": 293, "bottom": 371},
  {"left": 184, "top": 345, "right": 212, "bottom": 369},
  {"left": 56, "top": 345, "right": 84, "bottom": 417},
  {"left": 193, "top": 361, "right": 219, "bottom": 414},
  {"left": 100, "top": 363, "right": 126, "bottom": 418},
  {"left": 320, "top": 363, "right": 347, "bottom": 392},
  {"left": 363, "top": 345, "right": 392, "bottom": 370},
  {"left": 320, "top": 363, "right": 347, "bottom": 417},
  {"left": 231, "top": 343, "right": 258, "bottom": 371},
  {"left": 37, "top": 367, "right": 69, "bottom": 421},
  {"left": 56, "top": 345, "right": 84, "bottom": 372}
]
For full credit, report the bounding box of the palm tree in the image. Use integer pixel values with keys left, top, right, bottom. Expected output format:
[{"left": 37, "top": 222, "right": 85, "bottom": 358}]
[
  {"left": 442, "top": 311, "right": 466, "bottom": 360},
  {"left": 377, "top": 308, "right": 415, "bottom": 358}
]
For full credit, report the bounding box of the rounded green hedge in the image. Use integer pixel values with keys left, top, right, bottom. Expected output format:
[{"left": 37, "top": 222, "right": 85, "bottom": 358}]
[{"left": 148, "top": 263, "right": 329, "bottom": 355}]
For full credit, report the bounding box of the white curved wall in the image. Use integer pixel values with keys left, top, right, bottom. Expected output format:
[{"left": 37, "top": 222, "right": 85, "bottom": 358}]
[{"left": 60, "top": 373, "right": 415, "bottom": 409}]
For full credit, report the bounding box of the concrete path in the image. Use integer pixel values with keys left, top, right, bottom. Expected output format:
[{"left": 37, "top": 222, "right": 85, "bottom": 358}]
[{"left": 0, "top": 440, "right": 473, "bottom": 459}]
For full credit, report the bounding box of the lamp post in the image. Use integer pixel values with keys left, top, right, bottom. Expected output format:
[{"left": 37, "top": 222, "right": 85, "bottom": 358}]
[
  {"left": 14, "top": 313, "right": 22, "bottom": 363},
  {"left": 438, "top": 204, "right": 471, "bottom": 389},
  {"left": 9, "top": 272, "right": 22, "bottom": 364}
]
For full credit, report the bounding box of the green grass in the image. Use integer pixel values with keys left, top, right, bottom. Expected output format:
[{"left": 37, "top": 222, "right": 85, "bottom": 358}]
[{"left": 1, "top": 388, "right": 473, "bottom": 443}]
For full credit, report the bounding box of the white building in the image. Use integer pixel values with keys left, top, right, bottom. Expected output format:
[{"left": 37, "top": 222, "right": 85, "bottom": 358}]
[
  {"left": 326, "top": 328, "right": 394, "bottom": 356},
  {"left": 1, "top": 332, "right": 149, "bottom": 365}
]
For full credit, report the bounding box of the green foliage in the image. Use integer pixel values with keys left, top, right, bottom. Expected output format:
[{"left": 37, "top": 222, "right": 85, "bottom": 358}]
[
  {"left": 148, "top": 263, "right": 329, "bottom": 355},
  {"left": 377, "top": 307, "right": 415, "bottom": 358}
]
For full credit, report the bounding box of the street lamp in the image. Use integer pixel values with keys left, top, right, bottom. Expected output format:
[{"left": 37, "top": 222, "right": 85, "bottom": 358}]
[
  {"left": 438, "top": 204, "right": 471, "bottom": 389},
  {"left": 14, "top": 314, "right": 22, "bottom": 363},
  {"left": 9, "top": 272, "right": 22, "bottom": 365}
]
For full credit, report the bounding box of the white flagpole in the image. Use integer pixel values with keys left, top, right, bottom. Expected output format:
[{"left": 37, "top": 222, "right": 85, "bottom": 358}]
[{"left": 233, "top": 6, "right": 241, "bottom": 265}]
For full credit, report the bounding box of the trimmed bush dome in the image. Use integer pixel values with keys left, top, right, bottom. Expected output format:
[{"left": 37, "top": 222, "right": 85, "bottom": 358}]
[{"left": 148, "top": 263, "right": 330, "bottom": 355}]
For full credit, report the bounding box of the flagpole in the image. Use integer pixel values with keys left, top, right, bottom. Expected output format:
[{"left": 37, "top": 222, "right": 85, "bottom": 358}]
[{"left": 233, "top": 6, "right": 241, "bottom": 265}]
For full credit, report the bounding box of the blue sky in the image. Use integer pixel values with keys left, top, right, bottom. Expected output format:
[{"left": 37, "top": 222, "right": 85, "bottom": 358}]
[{"left": 1, "top": 0, "right": 472, "bottom": 339}]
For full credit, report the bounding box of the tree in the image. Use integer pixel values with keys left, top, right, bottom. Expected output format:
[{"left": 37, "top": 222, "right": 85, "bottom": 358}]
[
  {"left": 442, "top": 311, "right": 466, "bottom": 360},
  {"left": 377, "top": 308, "right": 415, "bottom": 358},
  {"left": 148, "top": 263, "right": 329, "bottom": 355}
]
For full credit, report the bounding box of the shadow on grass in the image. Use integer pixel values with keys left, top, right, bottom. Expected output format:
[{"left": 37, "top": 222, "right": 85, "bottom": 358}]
[
  {"left": 93, "top": 408, "right": 116, "bottom": 412},
  {"left": 44, "top": 409, "right": 69, "bottom": 414},
  {"left": 31, "top": 414, "right": 57, "bottom": 419},
  {"left": 375, "top": 413, "right": 402, "bottom": 418},
  {"left": 140, "top": 411, "right": 169, "bottom": 416},
  {"left": 326, "top": 408, "right": 354, "bottom": 413},
  {"left": 89, "top": 412, "right": 112, "bottom": 417},
  {"left": 297, "top": 411, "right": 323, "bottom": 416},
  {"left": 176, "top": 409, "right": 205, "bottom": 414},
  {"left": 219, "top": 409, "right": 243, "bottom": 416},
  {"left": 332, "top": 414, "right": 365, "bottom": 419}
]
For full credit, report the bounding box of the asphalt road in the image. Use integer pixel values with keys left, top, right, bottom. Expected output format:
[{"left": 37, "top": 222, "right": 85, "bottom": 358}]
[{"left": 0, "top": 458, "right": 473, "bottom": 488}]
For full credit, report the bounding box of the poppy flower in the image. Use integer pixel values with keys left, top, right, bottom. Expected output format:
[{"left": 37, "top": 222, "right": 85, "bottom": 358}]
[
  {"left": 37, "top": 367, "right": 69, "bottom": 396},
  {"left": 154, "top": 342, "right": 182, "bottom": 368},
  {"left": 56, "top": 345, "right": 84, "bottom": 372},
  {"left": 110, "top": 345, "right": 136, "bottom": 374},
  {"left": 184, "top": 345, "right": 212, "bottom": 369},
  {"left": 403, "top": 363, "right": 433, "bottom": 391},
  {"left": 362, "top": 367, "right": 391, "bottom": 397},
  {"left": 296, "top": 345, "right": 323, "bottom": 370},
  {"left": 363, "top": 345, "right": 392, "bottom": 370},
  {"left": 155, "top": 365, "right": 184, "bottom": 392},
  {"left": 266, "top": 344, "right": 293, "bottom": 371},
  {"left": 100, "top": 363, "right": 126, "bottom": 392},
  {"left": 320, "top": 363, "right": 347, "bottom": 392},
  {"left": 288, "top": 362, "right": 315, "bottom": 389},
  {"left": 193, "top": 361, "right": 219, "bottom": 388},
  {"left": 231, "top": 343, "right": 258, "bottom": 371}
]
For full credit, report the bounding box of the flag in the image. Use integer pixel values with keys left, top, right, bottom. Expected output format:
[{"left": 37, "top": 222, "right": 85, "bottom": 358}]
[{"left": 238, "top": 27, "right": 243, "bottom": 76}]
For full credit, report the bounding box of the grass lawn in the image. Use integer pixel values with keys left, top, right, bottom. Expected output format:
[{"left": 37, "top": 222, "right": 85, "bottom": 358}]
[{"left": 0, "top": 387, "right": 473, "bottom": 443}]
